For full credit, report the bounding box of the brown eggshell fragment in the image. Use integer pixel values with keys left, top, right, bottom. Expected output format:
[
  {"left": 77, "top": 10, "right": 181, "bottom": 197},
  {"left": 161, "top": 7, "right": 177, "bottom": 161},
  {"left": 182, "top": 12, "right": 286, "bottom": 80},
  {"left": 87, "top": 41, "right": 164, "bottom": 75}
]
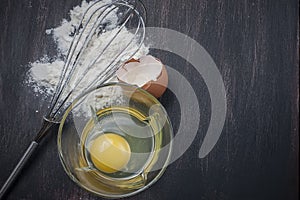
[
  {"left": 116, "top": 55, "right": 168, "bottom": 98},
  {"left": 141, "top": 64, "right": 168, "bottom": 98}
]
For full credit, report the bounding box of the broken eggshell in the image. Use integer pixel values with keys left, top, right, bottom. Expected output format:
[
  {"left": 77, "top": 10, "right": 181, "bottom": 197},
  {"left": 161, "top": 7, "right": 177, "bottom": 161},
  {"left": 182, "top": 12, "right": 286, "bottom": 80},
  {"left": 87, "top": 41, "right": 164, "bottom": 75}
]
[{"left": 116, "top": 55, "right": 168, "bottom": 98}]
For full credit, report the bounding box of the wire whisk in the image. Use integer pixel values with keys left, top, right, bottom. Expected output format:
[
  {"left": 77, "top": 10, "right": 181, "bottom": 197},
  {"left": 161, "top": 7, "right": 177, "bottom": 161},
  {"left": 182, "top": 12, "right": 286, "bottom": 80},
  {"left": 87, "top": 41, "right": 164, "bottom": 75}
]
[{"left": 0, "top": 0, "right": 146, "bottom": 198}]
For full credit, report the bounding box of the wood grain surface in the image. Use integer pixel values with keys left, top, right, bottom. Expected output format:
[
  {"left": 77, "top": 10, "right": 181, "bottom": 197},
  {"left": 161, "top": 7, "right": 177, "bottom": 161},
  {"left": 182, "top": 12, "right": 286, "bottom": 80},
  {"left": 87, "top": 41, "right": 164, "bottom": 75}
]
[{"left": 0, "top": 0, "right": 298, "bottom": 199}]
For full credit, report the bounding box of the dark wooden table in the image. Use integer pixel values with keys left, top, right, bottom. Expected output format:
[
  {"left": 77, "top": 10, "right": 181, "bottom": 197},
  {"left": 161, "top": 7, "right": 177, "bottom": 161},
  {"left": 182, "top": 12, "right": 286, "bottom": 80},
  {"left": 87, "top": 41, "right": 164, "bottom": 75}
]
[{"left": 0, "top": 0, "right": 298, "bottom": 199}]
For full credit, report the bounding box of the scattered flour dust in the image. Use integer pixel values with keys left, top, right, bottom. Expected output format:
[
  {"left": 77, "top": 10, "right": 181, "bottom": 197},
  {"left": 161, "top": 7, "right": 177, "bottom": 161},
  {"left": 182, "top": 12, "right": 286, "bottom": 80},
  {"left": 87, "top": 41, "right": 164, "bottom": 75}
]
[{"left": 27, "top": 0, "right": 149, "bottom": 100}]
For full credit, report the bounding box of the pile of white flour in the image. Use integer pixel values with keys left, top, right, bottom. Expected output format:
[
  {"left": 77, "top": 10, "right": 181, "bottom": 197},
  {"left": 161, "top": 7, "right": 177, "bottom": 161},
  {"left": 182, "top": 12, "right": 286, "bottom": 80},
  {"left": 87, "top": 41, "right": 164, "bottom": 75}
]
[{"left": 27, "top": 0, "right": 149, "bottom": 98}]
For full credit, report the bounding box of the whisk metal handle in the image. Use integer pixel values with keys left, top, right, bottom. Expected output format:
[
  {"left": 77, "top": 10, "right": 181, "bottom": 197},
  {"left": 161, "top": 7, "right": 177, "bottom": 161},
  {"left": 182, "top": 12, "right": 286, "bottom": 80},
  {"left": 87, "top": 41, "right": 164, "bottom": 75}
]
[{"left": 0, "top": 141, "right": 38, "bottom": 199}]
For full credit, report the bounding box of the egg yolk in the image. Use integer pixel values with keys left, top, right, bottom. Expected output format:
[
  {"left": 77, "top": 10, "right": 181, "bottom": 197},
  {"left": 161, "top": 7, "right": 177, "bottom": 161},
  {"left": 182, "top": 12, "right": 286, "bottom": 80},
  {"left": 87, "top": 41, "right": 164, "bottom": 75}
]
[{"left": 89, "top": 133, "right": 131, "bottom": 173}]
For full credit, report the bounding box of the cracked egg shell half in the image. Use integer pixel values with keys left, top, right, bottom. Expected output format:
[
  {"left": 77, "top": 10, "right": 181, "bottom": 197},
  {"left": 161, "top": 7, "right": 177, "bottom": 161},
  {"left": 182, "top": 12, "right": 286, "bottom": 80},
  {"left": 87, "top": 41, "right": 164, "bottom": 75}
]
[{"left": 116, "top": 55, "right": 168, "bottom": 98}]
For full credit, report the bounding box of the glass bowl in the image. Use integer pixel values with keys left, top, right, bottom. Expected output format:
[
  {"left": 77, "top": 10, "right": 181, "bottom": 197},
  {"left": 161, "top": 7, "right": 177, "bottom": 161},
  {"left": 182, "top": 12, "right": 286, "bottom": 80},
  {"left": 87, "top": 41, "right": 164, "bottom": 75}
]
[{"left": 57, "top": 83, "right": 173, "bottom": 198}]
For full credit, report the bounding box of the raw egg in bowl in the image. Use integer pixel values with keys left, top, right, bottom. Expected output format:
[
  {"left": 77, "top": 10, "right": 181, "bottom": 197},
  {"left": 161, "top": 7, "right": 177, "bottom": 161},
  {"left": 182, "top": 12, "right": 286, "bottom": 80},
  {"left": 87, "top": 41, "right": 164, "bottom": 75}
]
[{"left": 57, "top": 83, "right": 173, "bottom": 198}]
